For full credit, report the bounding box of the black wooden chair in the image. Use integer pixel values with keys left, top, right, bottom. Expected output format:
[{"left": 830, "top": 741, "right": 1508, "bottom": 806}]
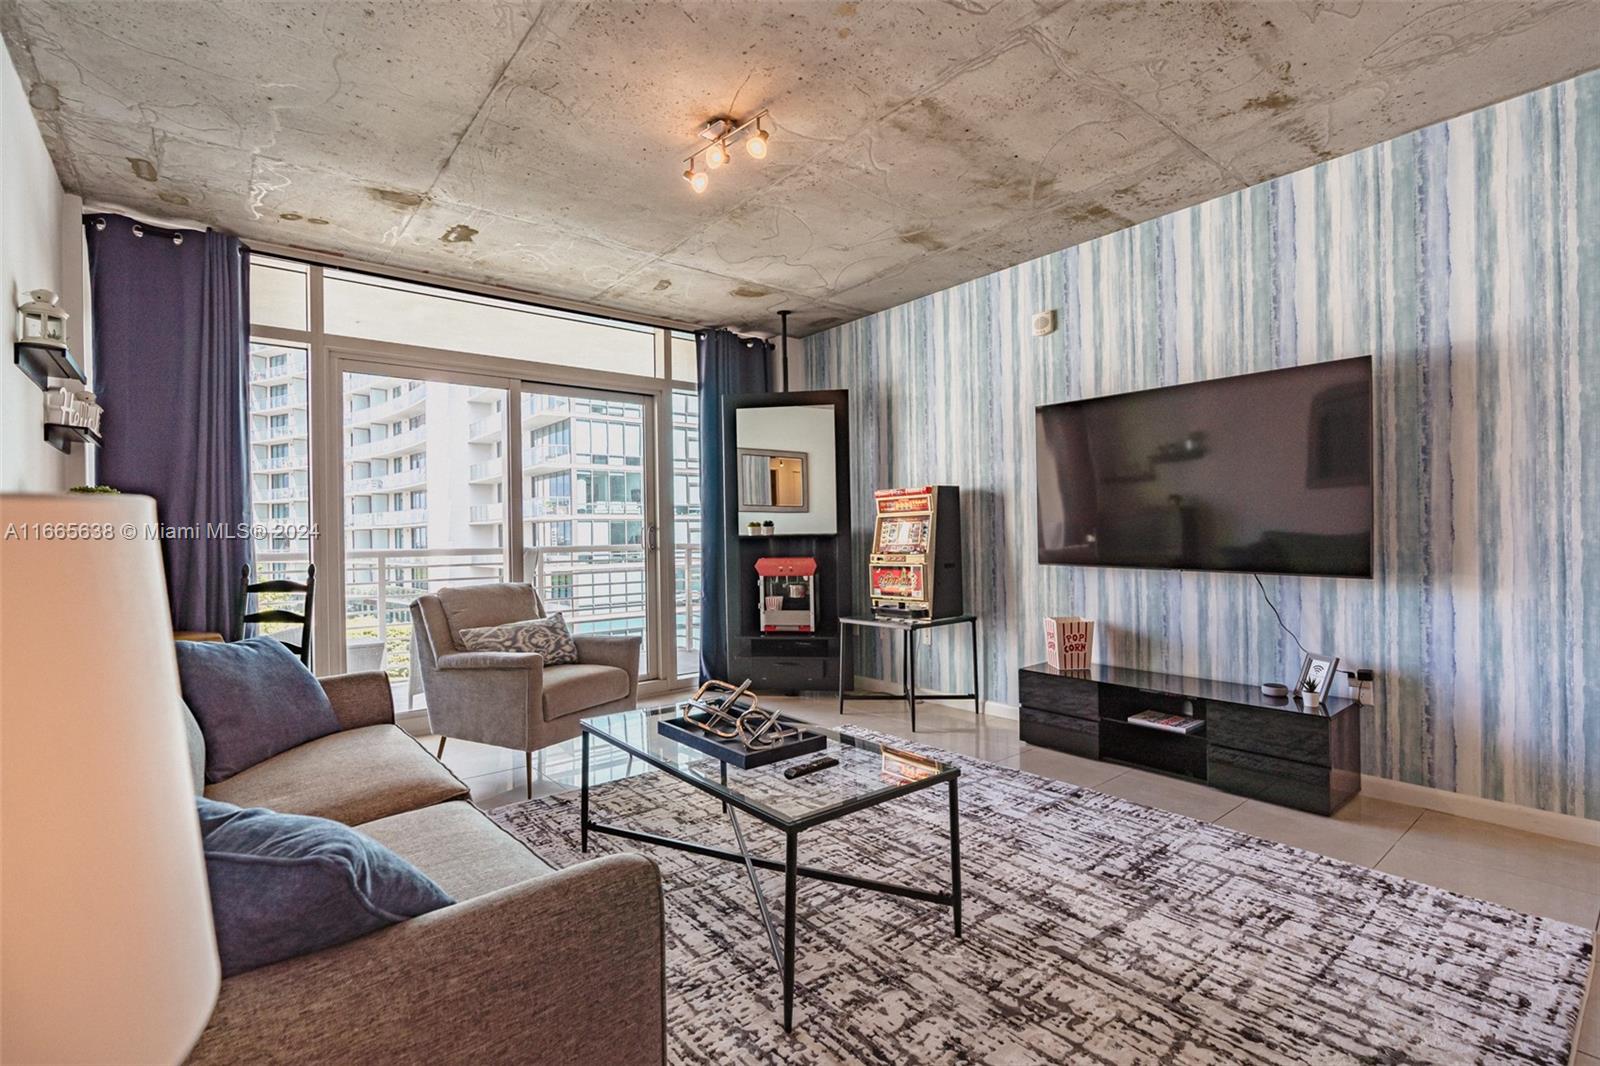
[{"left": 237, "top": 563, "right": 316, "bottom": 665}]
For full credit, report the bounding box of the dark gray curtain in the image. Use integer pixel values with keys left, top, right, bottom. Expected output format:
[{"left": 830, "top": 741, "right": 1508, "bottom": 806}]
[
  {"left": 698, "top": 328, "right": 772, "bottom": 683},
  {"left": 88, "top": 214, "right": 253, "bottom": 637}
]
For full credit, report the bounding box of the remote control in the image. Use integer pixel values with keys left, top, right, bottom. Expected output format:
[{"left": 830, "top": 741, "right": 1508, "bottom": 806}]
[{"left": 784, "top": 756, "right": 839, "bottom": 780}]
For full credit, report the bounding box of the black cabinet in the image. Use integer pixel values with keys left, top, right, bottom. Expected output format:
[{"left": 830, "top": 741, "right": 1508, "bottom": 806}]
[
  {"left": 1018, "top": 662, "right": 1362, "bottom": 815},
  {"left": 720, "top": 390, "right": 853, "bottom": 693}
]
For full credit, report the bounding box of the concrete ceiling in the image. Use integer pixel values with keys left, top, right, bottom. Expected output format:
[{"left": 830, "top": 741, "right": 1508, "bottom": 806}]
[{"left": 4, "top": 2, "right": 1597, "bottom": 337}]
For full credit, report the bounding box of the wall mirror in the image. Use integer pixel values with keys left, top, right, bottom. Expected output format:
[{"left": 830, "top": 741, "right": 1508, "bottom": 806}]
[
  {"left": 734, "top": 404, "right": 838, "bottom": 535},
  {"left": 738, "top": 449, "right": 809, "bottom": 511}
]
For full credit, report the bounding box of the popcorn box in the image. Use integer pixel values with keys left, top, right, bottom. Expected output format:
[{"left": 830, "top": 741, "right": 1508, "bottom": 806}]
[{"left": 1044, "top": 616, "right": 1094, "bottom": 670}]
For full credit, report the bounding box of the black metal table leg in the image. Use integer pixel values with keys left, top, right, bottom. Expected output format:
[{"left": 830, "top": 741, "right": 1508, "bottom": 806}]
[
  {"left": 720, "top": 760, "right": 729, "bottom": 812},
  {"left": 899, "top": 628, "right": 910, "bottom": 722},
  {"left": 783, "top": 832, "right": 798, "bottom": 1031},
  {"left": 949, "top": 778, "right": 963, "bottom": 937},
  {"left": 837, "top": 624, "right": 847, "bottom": 715},
  {"left": 582, "top": 727, "right": 963, "bottom": 1033},
  {"left": 970, "top": 618, "right": 982, "bottom": 717},
  {"left": 907, "top": 628, "right": 918, "bottom": 732},
  {"left": 580, "top": 730, "right": 591, "bottom": 853}
]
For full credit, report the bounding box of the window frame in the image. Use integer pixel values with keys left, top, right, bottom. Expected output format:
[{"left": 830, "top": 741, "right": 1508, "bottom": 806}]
[{"left": 247, "top": 252, "right": 698, "bottom": 696}]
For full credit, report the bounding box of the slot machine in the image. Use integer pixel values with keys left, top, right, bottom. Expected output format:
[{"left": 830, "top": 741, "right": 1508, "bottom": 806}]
[{"left": 868, "top": 485, "right": 963, "bottom": 618}]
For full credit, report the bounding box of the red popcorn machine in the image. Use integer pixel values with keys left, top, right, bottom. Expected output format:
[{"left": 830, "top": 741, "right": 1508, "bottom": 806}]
[{"left": 756, "top": 557, "right": 817, "bottom": 633}]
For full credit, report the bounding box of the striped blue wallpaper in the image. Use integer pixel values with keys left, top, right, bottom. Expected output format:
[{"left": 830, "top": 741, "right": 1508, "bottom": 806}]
[{"left": 803, "top": 72, "right": 1598, "bottom": 819}]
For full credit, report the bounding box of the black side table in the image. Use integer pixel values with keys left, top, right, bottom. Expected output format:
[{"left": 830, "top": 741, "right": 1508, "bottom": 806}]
[{"left": 837, "top": 614, "right": 981, "bottom": 731}]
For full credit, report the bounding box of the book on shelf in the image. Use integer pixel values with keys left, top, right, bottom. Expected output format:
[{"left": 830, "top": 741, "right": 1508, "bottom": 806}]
[{"left": 1126, "top": 709, "right": 1204, "bottom": 735}]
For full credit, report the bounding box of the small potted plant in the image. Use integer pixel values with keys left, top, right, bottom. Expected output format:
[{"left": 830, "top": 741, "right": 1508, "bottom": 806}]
[{"left": 1301, "top": 676, "right": 1323, "bottom": 707}]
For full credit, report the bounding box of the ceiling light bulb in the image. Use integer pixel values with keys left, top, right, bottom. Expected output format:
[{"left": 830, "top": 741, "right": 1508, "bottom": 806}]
[
  {"left": 707, "top": 141, "right": 728, "bottom": 169},
  {"left": 690, "top": 169, "right": 709, "bottom": 194},
  {"left": 747, "top": 125, "right": 769, "bottom": 159}
]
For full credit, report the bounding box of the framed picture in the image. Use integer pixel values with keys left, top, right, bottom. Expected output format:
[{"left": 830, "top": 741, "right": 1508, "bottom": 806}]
[{"left": 1296, "top": 653, "right": 1340, "bottom": 697}]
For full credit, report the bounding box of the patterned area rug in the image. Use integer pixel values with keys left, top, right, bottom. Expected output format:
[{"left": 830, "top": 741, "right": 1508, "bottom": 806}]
[{"left": 491, "top": 732, "right": 1592, "bottom": 1064}]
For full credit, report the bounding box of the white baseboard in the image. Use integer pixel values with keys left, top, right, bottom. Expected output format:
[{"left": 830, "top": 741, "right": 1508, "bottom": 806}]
[
  {"left": 978, "top": 700, "right": 1019, "bottom": 721},
  {"left": 854, "top": 676, "right": 1595, "bottom": 845},
  {"left": 1358, "top": 775, "right": 1600, "bottom": 847}
]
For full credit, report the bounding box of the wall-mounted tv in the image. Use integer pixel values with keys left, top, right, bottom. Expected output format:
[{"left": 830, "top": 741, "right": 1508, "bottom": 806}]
[{"left": 1036, "top": 356, "right": 1373, "bottom": 578}]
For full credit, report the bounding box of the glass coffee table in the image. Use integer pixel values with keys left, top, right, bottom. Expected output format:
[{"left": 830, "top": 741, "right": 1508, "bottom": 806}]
[{"left": 580, "top": 706, "right": 963, "bottom": 1031}]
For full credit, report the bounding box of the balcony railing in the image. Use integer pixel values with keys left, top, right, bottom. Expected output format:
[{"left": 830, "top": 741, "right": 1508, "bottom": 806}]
[
  {"left": 251, "top": 540, "right": 701, "bottom": 684},
  {"left": 345, "top": 389, "right": 425, "bottom": 425},
  {"left": 257, "top": 485, "right": 305, "bottom": 502},
  {"left": 346, "top": 467, "right": 427, "bottom": 494},
  {"left": 347, "top": 510, "right": 425, "bottom": 529},
  {"left": 467, "top": 461, "right": 502, "bottom": 483},
  {"left": 523, "top": 444, "right": 572, "bottom": 469},
  {"left": 674, "top": 543, "right": 701, "bottom": 675},
  {"left": 339, "top": 547, "right": 507, "bottom": 680},
  {"left": 348, "top": 425, "right": 428, "bottom": 459},
  {"left": 251, "top": 362, "right": 303, "bottom": 382},
  {"left": 576, "top": 500, "right": 642, "bottom": 516},
  {"left": 466, "top": 417, "right": 503, "bottom": 442},
  {"left": 255, "top": 423, "right": 305, "bottom": 443},
  {"left": 256, "top": 454, "right": 307, "bottom": 470},
  {"left": 527, "top": 495, "right": 571, "bottom": 517}
]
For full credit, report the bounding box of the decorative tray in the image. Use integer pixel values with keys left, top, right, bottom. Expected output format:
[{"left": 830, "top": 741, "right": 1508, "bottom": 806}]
[{"left": 656, "top": 714, "right": 827, "bottom": 769}]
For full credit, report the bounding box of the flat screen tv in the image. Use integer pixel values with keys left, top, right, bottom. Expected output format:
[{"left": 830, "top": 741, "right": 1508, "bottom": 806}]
[{"left": 1036, "top": 356, "right": 1373, "bottom": 577}]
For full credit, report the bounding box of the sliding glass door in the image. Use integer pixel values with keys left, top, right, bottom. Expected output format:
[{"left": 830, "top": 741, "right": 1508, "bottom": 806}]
[
  {"left": 520, "top": 386, "right": 655, "bottom": 677},
  {"left": 339, "top": 366, "right": 512, "bottom": 702},
  {"left": 329, "top": 357, "right": 665, "bottom": 700},
  {"left": 250, "top": 254, "right": 696, "bottom": 699}
]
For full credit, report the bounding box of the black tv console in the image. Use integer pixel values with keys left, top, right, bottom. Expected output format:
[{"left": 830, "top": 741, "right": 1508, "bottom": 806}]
[{"left": 1018, "top": 662, "right": 1362, "bottom": 815}]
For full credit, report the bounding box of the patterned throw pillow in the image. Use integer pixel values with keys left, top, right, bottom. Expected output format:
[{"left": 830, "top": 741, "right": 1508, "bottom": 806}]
[{"left": 459, "top": 613, "right": 580, "bottom": 666}]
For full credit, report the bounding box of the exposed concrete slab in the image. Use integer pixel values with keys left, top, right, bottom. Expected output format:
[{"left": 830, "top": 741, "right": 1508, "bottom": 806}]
[{"left": 3, "top": 0, "right": 1596, "bottom": 336}]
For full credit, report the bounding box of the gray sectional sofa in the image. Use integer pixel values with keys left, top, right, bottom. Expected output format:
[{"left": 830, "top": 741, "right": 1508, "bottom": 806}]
[{"left": 187, "top": 671, "right": 666, "bottom": 1064}]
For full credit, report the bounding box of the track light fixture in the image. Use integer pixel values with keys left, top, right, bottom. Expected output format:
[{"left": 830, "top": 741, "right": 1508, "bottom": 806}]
[{"left": 682, "top": 109, "right": 772, "bottom": 193}]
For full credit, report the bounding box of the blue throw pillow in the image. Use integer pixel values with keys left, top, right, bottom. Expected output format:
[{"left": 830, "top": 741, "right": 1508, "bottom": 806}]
[
  {"left": 197, "top": 797, "right": 454, "bottom": 976},
  {"left": 176, "top": 636, "right": 339, "bottom": 783}
]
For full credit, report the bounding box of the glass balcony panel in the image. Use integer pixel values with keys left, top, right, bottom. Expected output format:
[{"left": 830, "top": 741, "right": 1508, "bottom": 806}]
[{"left": 343, "top": 370, "right": 508, "bottom": 689}]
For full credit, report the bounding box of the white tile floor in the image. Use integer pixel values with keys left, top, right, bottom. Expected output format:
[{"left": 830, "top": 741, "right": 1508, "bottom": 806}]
[{"left": 421, "top": 693, "right": 1600, "bottom": 1061}]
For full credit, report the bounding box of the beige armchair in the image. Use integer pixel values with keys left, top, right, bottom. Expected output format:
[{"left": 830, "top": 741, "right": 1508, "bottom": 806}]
[{"left": 411, "top": 583, "right": 641, "bottom": 797}]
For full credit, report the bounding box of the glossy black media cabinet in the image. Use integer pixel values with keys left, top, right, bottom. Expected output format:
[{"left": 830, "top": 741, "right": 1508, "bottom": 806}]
[{"left": 1019, "top": 663, "right": 1362, "bottom": 815}]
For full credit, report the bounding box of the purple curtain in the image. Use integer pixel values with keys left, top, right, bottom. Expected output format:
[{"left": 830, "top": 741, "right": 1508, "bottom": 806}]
[
  {"left": 698, "top": 328, "right": 772, "bottom": 682},
  {"left": 87, "top": 214, "right": 252, "bottom": 637}
]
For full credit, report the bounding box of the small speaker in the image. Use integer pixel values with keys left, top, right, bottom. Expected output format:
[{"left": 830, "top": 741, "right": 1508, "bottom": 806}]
[
  {"left": 1260, "top": 682, "right": 1289, "bottom": 698},
  {"left": 1031, "top": 310, "right": 1057, "bottom": 336}
]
